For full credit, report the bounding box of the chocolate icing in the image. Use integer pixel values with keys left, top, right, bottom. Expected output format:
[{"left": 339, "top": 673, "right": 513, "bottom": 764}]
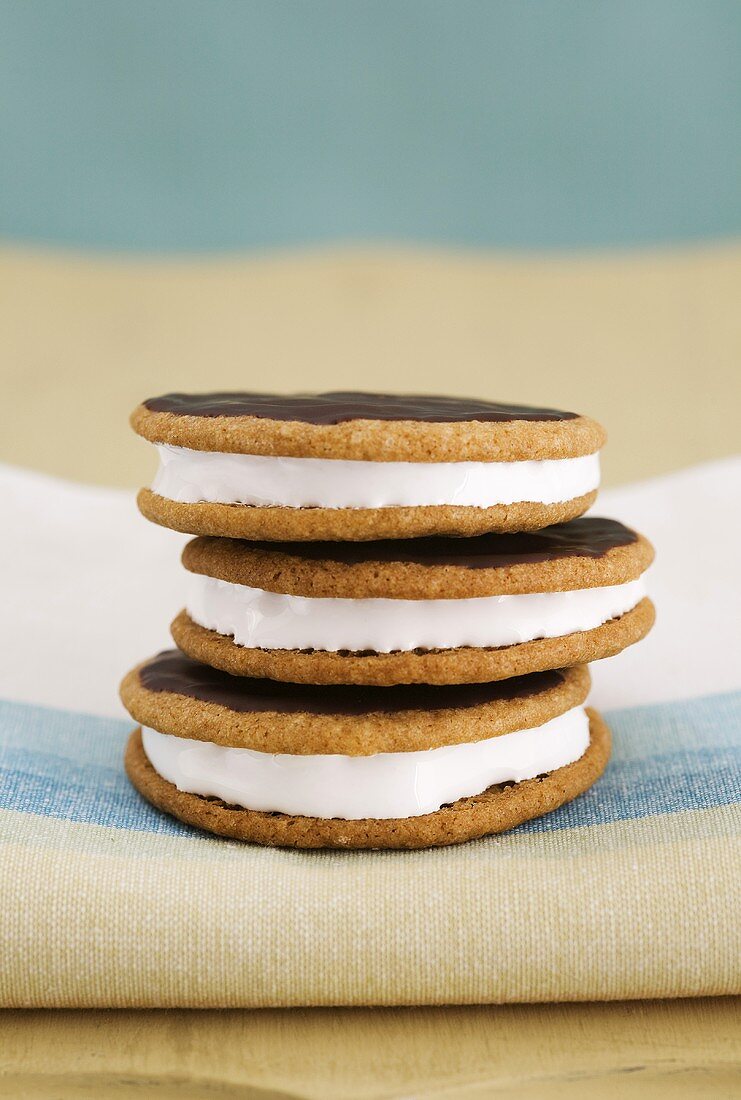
[
  {"left": 143, "top": 391, "right": 578, "bottom": 424},
  {"left": 140, "top": 650, "right": 564, "bottom": 715},
  {"left": 238, "top": 518, "right": 638, "bottom": 570}
]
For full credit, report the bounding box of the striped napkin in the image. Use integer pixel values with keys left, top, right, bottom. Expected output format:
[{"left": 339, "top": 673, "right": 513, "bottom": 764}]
[{"left": 1, "top": 459, "right": 738, "bottom": 1007}]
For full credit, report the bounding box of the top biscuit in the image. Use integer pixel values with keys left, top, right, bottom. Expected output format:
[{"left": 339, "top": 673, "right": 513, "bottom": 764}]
[
  {"left": 131, "top": 391, "right": 605, "bottom": 463},
  {"left": 182, "top": 517, "right": 653, "bottom": 600},
  {"left": 120, "top": 649, "right": 590, "bottom": 754}
]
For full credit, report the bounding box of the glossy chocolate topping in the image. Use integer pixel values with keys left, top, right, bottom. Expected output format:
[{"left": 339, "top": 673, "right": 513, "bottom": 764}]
[
  {"left": 235, "top": 518, "right": 638, "bottom": 570},
  {"left": 139, "top": 650, "right": 564, "bottom": 715},
  {"left": 143, "top": 391, "right": 578, "bottom": 424}
]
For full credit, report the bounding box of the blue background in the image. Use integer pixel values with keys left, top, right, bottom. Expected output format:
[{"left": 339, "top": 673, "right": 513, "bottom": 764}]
[{"left": 1, "top": 0, "right": 740, "bottom": 251}]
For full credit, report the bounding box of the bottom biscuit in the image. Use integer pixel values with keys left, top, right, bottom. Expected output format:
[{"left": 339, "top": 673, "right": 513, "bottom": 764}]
[
  {"left": 137, "top": 488, "right": 598, "bottom": 541},
  {"left": 124, "top": 709, "right": 610, "bottom": 850},
  {"left": 171, "top": 600, "right": 654, "bottom": 686}
]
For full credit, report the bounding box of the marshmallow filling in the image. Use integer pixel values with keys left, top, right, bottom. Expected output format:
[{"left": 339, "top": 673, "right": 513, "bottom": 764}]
[
  {"left": 186, "top": 573, "right": 646, "bottom": 653},
  {"left": 152, "top": 445, "right": 600, "bottom": 510},
  {"left": 141, "top": 704, "right": 590, "bottom": 820}
]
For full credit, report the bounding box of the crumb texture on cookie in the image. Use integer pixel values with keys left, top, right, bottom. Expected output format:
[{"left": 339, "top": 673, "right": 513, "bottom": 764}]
[
  {"left": 171, "top": 597, "right": 655, "bottom": 686},
  {"left": 124, "top": 709, "right": 610, "bottom": 849},
  {"left": 119, "top": 651, "right": 590, "bottom": 754},
  {"left": 137, "top": 488, "right": 598, "bottom": 540},
  {"left": 181, "top": 519, "right": 653, "bottom": 598},
  {"left": 131, "top": 391, "right": 605, "bottom": 461},
  {"left": 137, "top": 648, "right": 566, "bottom": 713}
]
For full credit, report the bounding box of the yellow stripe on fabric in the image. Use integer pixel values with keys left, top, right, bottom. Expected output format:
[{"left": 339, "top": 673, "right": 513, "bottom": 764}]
[
  {"left": 1, "top": 804, "right": 737, "bottom": 862},
  {"left": 1, "top": 810, "right": 738, "bottom": 1007}
]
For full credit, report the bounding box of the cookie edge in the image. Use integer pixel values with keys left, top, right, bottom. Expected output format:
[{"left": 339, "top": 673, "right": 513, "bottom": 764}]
[
  {"left": 181, "top": 530, "right": 654, "bottom": 598},
  {"left": 137, "top": 489, "right": 599, "bottom": 541},
  {"left": 171, "top": 598, "right": 655, "bottom": 686},
  {"left": 119, "top": 659, "right": 590, "bottom": 754},
  {"left": 124, "top": 709, "right": 610, "bottom": 850},
  {"left": 131, "top": 403, "right": 606, "bottom": 462}
]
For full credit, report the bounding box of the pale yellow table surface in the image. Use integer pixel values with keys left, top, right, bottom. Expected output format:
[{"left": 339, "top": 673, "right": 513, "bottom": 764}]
[
  {"left": 2, "top": 1000, "right": 739, "bottom": 1098},
  {"left": 1, "top": 243, "right": 738, "bottom": 1096}
]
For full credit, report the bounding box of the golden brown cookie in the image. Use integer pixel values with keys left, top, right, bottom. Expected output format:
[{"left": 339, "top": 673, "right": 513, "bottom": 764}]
[
  {"left": 172, "top": 599, "right": 654, "bottom": 687},
  {"left": 174, "top": 519, "right": 655, "bottom": 685},
  {"left": 182, "top": 519, "right": 653, "bottom": 598},
  {"left": 132, "top": 392, "right": 605, "bottom": 539},
  {"left": 124, "top": 708, "right": 610, "bottom": 850},
  {"left": 119, "top": 650, "right": 590, "bottom": 755},
  {"left": 131, "top": 392, "right": 606, "bottom": 462},
  {"left": 137, "top": 489, "right": 599, "bottom": 541}
]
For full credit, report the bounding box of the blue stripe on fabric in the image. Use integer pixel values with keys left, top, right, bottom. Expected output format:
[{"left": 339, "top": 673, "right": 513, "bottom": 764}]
[
  {"left": 599, "top": 690, "right": 741, "bottom": 760},
  {"left": 0, "top": 691, "right": 739, "bottom": 840},
  {"left": 521, "top": 745, "right": 740, "bottom": 834}
]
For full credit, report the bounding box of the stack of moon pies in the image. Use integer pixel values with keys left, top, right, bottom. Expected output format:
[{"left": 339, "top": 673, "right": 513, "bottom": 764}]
[{"left": 122, "top": 392, "right": 654, "bottom": 849}]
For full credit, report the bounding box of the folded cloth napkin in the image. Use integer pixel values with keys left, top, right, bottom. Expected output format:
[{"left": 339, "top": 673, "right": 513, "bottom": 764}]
[{"left": 0, "top": 459, "right": 739, "bottom": 1007}]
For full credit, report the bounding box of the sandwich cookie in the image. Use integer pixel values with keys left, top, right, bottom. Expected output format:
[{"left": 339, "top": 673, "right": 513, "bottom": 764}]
[
  {"left": 132, "top": 392, "right": 606, "bottom": 540},
  {"left": 172, "top": 517, "right": 655, "bottom": 686},
  {"left": 121, "top": 652, "right": 609, "bottom": 849}
]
